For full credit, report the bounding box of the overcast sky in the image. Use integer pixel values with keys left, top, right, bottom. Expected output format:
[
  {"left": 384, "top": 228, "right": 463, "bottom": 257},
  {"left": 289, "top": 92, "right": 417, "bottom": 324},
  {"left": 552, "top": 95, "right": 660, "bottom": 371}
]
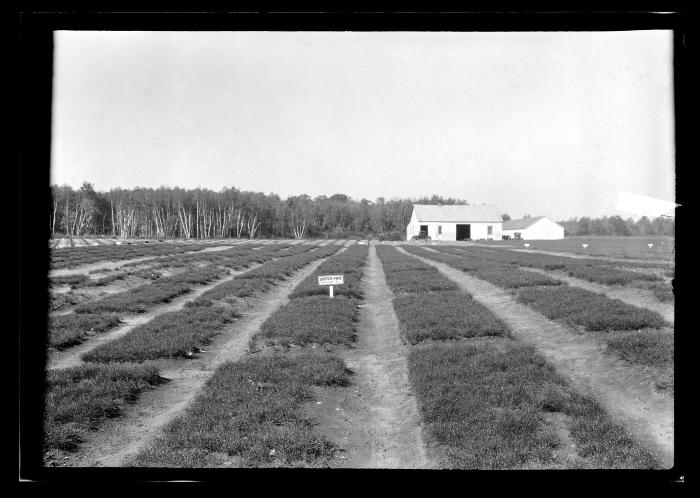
[{"left": 51, "top": 30, "right": 675, "bottom": 220}]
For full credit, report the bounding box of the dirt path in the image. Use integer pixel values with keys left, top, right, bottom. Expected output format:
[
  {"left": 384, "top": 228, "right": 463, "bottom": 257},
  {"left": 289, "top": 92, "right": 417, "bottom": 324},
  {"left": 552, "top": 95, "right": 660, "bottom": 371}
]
[
  {"left": 55, "top": 251, "right": 343, "bottom": 467},
  {"left": 522, "top": 267, "right": 674, "bottom": 325},
  {"left": 398, "top": 247, "right": 674, "bottom": 469},
  {"left": 313, "top": 243, "right": 431, "bottom": 469},
  {"left": 47, "top": 260, "right": 274, "bottom": 371}
]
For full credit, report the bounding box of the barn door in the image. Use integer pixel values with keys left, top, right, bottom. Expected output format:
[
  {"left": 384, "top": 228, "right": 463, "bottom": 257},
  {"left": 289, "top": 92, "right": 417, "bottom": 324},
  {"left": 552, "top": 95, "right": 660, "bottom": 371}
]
[{"left": 456, "top": 224, "right": 471, "bottom": 240}]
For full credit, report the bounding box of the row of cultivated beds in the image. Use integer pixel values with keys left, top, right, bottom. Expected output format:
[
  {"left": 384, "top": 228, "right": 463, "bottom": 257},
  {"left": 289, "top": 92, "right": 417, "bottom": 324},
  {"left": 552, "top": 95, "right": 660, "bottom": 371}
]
[
  {"left": 44, "top": 239, "right": 671, "bottom": 468},
  {"left": 377, "top": 245, "right": 664, "bottom": 468},
  {"left": 403, "top": 245, "right": 674, "bottom": 392},
  {"left": 44, "top": 241, "right": 344, "bottom": 455}
]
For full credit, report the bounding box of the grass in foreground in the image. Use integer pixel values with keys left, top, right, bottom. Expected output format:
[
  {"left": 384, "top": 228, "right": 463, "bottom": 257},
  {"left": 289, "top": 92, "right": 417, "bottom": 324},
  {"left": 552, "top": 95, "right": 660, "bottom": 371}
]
[
  {"left": 48, "top": 313, "right": 122, "bottom": 349},
  {"left": 258, "top": 295, "right": 358, "bottom": 347},
  {"left": 605, "top": 330, "right": 674, "bottom": 369},
  {"left": 604, "top": 330, "right": 675, "bottom": 391},
  {"left": 517, "top": 286, "right": 667, "bottom": 331},
  {"left": 131, "top": 352, "right": 351, "bottom": 467},
  {"left": 393, "top": 292, "right": 509, "bottom": 344},
  {"left": 73, "top": 281, "right": 192, "bottom": 314},
  {"left": 82, "top": 306, "right": 239, "bottom": 362},
  {"left": 44, "top": 363, "right": 163, "bottom": 452},
  {"left": 409, "top": 340, "right": 659, "bottom": 469}
]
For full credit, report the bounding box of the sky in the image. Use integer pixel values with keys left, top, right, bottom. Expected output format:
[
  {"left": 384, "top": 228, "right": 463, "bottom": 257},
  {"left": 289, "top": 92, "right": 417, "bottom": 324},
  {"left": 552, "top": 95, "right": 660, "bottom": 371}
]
[{"left": 51, "top": 31, "right": 676, "bottom": 221}]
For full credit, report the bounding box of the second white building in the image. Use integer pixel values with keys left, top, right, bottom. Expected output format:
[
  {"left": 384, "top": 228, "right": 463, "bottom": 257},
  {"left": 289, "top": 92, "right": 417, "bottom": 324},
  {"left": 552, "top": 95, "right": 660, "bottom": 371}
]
[{"left": 501, "top": 216, "right": 565, "bottom": 240}]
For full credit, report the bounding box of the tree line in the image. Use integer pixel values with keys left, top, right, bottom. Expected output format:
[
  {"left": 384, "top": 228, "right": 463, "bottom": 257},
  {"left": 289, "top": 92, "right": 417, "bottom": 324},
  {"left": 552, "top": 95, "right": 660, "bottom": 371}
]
[
  {"left": 50, "top": 183, "right": 471, "bottom": 240},
  {"left": 50, "top": 183, "right": 673, "bottom": 240},
  {"left": 556, "top": 215, "right": 674, "bottom": 237}
]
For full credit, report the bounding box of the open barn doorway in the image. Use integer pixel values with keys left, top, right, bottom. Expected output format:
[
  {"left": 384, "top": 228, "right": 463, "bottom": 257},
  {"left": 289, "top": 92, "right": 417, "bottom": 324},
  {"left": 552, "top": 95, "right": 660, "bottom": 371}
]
[{"left": 456, "top": 224, "right": 471, "bottom": 241}]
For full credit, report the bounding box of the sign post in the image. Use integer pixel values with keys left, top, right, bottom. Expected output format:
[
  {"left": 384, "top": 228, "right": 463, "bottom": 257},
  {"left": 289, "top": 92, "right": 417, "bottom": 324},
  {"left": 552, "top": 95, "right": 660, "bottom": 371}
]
[{"left": 318, "top": 275, "right": 344, "bottom": 298}]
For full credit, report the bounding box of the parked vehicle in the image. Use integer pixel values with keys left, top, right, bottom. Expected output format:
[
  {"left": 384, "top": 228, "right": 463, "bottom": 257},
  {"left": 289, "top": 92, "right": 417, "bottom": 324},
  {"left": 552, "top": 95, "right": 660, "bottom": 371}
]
[{"left": 411, "top": 230, "right": 431, "bottom": 241}]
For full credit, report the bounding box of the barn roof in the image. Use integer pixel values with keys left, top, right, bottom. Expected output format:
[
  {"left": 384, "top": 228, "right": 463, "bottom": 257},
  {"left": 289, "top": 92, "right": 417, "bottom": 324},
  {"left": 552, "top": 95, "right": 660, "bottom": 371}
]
[
  {"left": 412, "top": 204, "right": 503, "bottom": 223},
  {"left": 502, "top": 216, "right": 547, "bottom": 230}
]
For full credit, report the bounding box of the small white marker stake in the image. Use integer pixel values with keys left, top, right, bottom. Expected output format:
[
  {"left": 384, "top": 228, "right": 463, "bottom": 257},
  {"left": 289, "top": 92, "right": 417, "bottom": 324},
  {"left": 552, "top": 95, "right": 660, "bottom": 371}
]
[{"left": 329, "top": 285, "right": 334, "bottom": 298}]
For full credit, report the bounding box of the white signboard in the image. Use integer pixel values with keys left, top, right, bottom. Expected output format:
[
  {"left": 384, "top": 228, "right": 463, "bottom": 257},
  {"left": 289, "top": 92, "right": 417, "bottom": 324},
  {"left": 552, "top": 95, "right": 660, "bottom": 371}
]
[{"left": 318, "top": 275, "right": 344, "bottom": 286}]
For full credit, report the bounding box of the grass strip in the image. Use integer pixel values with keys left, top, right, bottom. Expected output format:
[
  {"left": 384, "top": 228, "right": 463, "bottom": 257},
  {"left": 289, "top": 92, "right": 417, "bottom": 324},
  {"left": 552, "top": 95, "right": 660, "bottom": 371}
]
[
  {"left": 239, "top": 244, "right": 340, "bottom": 280},
  {"left": 81, "top": 245, "right": 340, "bottom": 361},
  {"left": 376, "top": 245, "right": 458, "bottom": 293},
  {"left": 516, "top": 286, "right": 667, "bottom": 331},
  {"left": 474, "top": 266, "right": 563, "bottom": 289},
  {"left": 50, "top": 242, "right": 212, "bottom": 270},
  {"left": 605, "top": 330, "right": 673, "bottom": 369},
  {"left": 258, "top": 295, "right": 358, "bottom": 347},
  {"left": 187, "top": 244, "right": 339, "bottom": 307},
  {"left": 82, "top": 306, "right": 239, "bottom": 362},
  {"left": 48, "top": 313, "right": 122, "bottom": 349},
  {"left": 409, "top": 340, "right": 659, "bottom": 469},
  {"left": 430, "top": 245, "right": 664, "bottom": 286},
  {"left": 44, "top": 363, "right": 164, "bottom": 452},
  {"left": 289, "top": 244, "right": 368, "bottom": 299},
  {"left": 49, "top": 274, "right": 89, "bottom": 288},
  {"left": 393, "top": 292, "right": 509, "bottom": 344},
  {"left": 131, "top": 352, "right": 351, "bottom": 467},
  {"left": 73, "top": 281, "right": 193, "bottom": 314}
]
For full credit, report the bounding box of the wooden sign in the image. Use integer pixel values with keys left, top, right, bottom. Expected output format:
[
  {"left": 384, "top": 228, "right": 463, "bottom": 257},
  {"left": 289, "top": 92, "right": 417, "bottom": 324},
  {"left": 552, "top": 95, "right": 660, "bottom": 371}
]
[
  {"left": 318, "top": 275, "right": 344, "bottom": 286},
  {"left": 318, "top": 274, "right": 344, "bottom": 298}
]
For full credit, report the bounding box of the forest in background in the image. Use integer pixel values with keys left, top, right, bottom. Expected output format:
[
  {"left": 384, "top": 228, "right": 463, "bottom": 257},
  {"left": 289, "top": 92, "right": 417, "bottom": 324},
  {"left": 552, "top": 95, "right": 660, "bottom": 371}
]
[{"left": 50, "top": 183, "right": 675, "bottom": 240}]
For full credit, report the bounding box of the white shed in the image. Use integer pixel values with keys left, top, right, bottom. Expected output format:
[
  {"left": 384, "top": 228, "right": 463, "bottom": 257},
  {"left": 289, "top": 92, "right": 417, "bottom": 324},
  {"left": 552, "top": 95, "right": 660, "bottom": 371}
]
[
  {"left": 406, "top": 204, "right": 503, "bottom": 241},
  {"left": 501, "top": 216, "right": 564, "bottom": 240}
]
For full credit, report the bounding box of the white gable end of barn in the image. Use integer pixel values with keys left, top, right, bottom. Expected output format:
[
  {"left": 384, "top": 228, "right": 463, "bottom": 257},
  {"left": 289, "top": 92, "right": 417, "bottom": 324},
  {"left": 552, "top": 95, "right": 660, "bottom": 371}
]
[{"left": 502, "top": 216, "right": 564, "bottom": 240}]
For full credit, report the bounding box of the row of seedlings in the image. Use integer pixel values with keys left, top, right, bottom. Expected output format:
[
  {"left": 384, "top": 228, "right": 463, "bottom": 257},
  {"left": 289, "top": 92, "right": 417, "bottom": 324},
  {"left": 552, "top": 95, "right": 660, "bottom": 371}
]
[
  {"left": 47, "top": 242, "right": 270, "bottom": 313},
  {"left": 49, "top": 241, "right": 223, "bottom": 270},
  {"left": 48, "top": 242, "right": 283, "bottom": 314},
  {"left": 375, "top": 244, "right": 659, "bottom": 469},
  {"left": 128, "top": 243, "right": 369, "bottom": 467},
  {"left": 82, "top": 244, "right": 342, "bottom": 363},
  {"left": 47, "top": 243, "right": 301, "bottom": 349},
  {"left": 477, "top": 238, "right": 674, "bottom": 261},
  {"left": 433, "top": 245, "right": 673, "bottom": 302},
  {"left": 403, "top": 245, "right": 673, "bottom": 392},
  {"left": 43, "top": 242, "right": 343, "bottom": 456}
]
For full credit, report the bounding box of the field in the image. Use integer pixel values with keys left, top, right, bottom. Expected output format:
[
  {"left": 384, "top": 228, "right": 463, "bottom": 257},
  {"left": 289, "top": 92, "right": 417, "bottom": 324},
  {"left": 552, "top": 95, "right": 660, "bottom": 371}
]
[
  {"left": 475, "top": 236, "right": 674, "bottom": 261},
  {"left": 38, "top": 236, "right": 674, "bottom": 470}
]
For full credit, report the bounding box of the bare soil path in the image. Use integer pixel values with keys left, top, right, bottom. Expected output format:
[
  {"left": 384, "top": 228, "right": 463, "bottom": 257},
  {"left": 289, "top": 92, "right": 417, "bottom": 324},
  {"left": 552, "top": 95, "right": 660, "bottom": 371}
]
[
  {"left": 313, "top": 243, "right": 431, "bottom": 468},
  {"left": 55, "top": 251, "right": 342, "bottom": 467},
  {"left": 398, "top": 247, "right": 674, "bottom": 469},
  {"left": 47, "top": 259, "right": 274, "bottom": 371},
  {"left": 522, "top": 267, "right": 674, "bottom": 325}
]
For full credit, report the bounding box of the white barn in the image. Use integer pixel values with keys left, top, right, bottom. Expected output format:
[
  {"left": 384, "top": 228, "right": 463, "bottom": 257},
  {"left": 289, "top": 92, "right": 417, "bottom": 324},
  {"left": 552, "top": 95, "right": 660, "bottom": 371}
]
[
  {"left": 406, "top": 204, "right": 503, "bottom": 241},
  {"left": 501, "top": 216, "right": 565, "bottom": 240}
]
